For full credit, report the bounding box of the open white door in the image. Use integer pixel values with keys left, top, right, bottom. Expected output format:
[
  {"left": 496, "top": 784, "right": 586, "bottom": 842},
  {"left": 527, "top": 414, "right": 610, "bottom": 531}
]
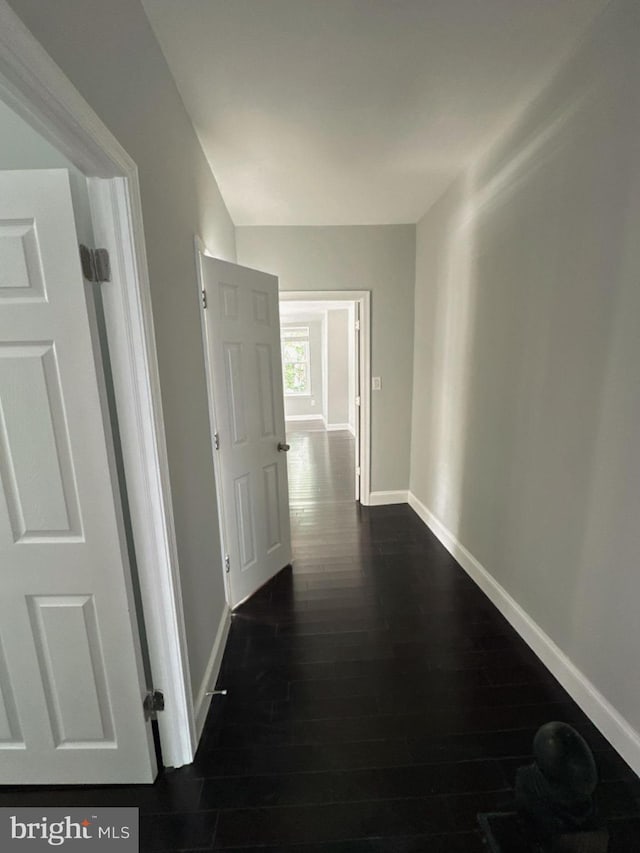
[
  {"left": 200, "top": 256, "right": 292, "bottom": 609},
  {"left": 0, "top": 170, "right": 156, "bottom": 784}
]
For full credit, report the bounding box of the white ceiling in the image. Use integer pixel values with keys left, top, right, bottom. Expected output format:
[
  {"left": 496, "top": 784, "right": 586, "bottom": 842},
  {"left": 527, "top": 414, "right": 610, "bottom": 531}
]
[{"left": 143, "top": 0, "right": 606, "bottom": 226}]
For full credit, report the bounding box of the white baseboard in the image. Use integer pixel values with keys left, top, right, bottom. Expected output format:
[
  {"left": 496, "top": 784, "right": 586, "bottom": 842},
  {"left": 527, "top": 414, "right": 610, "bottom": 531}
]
[
  {"left": 285, "top": 414, "right": 324, "bottom": 422},
  {"left": 325, "top": 423, "right": 352, "bottom": 432},
  {"left": 408, "top": 490, "right": 640, "bottom": 777},
  {"left": 366, "top": 490, "right": 409, "bottom": 506},
  {"left": 193, "top": 605, "right": 231, "bottom": 744}
]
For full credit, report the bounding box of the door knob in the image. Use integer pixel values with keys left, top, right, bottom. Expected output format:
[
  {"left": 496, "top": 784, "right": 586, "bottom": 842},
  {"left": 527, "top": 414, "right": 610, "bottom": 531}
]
[{"left": 278, "top": 442, "right": 290, "bottom": 452}]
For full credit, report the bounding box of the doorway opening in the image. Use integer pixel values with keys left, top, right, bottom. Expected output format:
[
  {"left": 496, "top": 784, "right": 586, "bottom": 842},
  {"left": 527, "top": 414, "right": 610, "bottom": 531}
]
[{"left": 279, "top": 291, "right": 371, "bottom": 507}]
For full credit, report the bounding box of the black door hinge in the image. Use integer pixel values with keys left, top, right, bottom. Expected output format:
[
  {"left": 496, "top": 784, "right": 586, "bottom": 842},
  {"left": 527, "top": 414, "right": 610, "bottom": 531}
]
[
  {"left": 143, "top": 690, "right": 165, "bottom": 721},
  {"left": 79, "top": 244, "right": 111, "bottom": 283}
]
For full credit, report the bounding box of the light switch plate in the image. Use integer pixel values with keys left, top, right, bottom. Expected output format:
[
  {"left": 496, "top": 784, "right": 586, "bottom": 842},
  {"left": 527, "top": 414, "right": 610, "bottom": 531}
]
[{"left": 372, "top": 377, "right": 381, "bottom": 390}]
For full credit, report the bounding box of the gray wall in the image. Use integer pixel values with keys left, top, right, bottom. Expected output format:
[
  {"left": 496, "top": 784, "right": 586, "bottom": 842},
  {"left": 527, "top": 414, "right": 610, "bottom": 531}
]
[
  {"left": 7, "top": 0, "right": 236, "bottom": 706},
  {"left": 0, "top": 98, "right": 73, "bottom": 167},
  {"left": 0, "top": 99, "right": 94, "bottom": 245},
  {"left": 282, "top": 318, "right": 324, "bottom": 419},
  {"left": 237, "top": 225, "right": 416, "bottom": 492},
  {"left": 326, "top": 309, "right": 350, "bottom": 427},
  {"left": 410, "top": 0, "right": 640, "bottom": 733}
]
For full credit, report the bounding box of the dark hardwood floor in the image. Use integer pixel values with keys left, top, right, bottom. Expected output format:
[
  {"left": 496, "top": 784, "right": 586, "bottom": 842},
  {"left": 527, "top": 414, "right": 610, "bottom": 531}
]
[
  {"left": 286, "top": 420, "right": 355, "bottom": 505},
  {"left": 2, "top": 425, "right": 639, "bottom": 850}
]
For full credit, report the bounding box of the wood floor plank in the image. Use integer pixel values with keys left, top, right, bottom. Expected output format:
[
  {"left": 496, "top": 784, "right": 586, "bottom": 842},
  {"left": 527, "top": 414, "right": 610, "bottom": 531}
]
[{"left": 2, "top": 424, "right": 638, "bottom": 851}]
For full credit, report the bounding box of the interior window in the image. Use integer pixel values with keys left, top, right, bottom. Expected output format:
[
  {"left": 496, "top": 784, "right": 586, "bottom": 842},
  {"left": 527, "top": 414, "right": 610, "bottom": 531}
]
[{"left": 281, "top": 326, "right": 311, "bottom": 395}]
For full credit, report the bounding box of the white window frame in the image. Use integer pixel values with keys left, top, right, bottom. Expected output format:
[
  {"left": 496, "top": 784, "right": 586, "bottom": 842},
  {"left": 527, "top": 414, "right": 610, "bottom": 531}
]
[{"left": 281, "top": 325, "right": 311, "bottom": 396}]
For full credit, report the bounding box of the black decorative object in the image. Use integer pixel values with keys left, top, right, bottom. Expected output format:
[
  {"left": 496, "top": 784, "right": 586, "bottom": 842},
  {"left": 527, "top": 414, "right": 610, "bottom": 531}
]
[
  {"left": 478, "top": 722, "right": 608, "bottom": 852},
  {"left": 516, "top": 721, "right": 599, "bottom": 839}
]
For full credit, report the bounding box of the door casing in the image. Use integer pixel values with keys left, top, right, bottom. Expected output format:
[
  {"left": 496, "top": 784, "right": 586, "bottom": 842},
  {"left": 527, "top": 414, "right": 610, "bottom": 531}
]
[
  {"left": 0, "top": 1, "right": 196, "bottom": 768},
  {"left": 279, "top": 290, "right": 372, "bottom": 505}
]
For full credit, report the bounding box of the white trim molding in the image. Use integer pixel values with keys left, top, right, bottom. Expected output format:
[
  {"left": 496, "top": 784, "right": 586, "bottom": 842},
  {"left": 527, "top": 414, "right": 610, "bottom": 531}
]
[
  {"left": 325, "top": 423, "right": 352, "bottom": 432},
  {"left": 368, "top": 490, "right": 409, "bottom": 506},
  {"left": 408, "top": 491, "right": 640, "bottom": 778},
  {"left": 90, "top": 180, "right": 195, "bottom": 766},
  {"left": 193, "top": 606, "right": 232, "bottom": 742},
  {"left": 0, "top": 2, "right": 132, "bottom": 176},
  {"left": 285, "top": 414, "right": 324, "bottom": 422},
  {"left": 0, "top": 0, "right": 195, "bottom": 767}
]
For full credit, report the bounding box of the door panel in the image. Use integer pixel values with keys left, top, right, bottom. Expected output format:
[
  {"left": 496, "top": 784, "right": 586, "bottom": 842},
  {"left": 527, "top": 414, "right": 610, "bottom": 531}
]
[
  {"left": 0, "top": 169, "right": 155, "bottom": 784},
  {"left": 201, "top": 256, "right": 291, "bottom": 608},
  {"left": 0, "top": 343, "right": 82, "bottom": 541},
  {"left": 27, "top": 594, "right": 114, "bottom": 746},
  {"left": 252, "top": 289, "right": 270, "bottom": 324},
  {"left": 0, "top": 636, "right": 21, "bottom": 745},
  {"left": 221, "top": 283, "right": 239, "bottom": 318},
  {"left": 234, "top": 473, "right": 257, "bottom": 570},
  {"left": 263, "top": 463, "right": 282, "bottom": 551},
  {"left": 256, "top": 344, "right": 276, "bottom": 437},
  {"left": 0, "top": 219, "right": 45, "bottom": 299},
  {"left": 224, "top": 342, "right": 248, "bottom": 443}
]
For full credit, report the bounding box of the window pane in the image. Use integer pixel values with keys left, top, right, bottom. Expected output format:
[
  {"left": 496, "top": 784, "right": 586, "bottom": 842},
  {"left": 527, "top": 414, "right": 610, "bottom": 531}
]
[
  {"left": 282, "top": 326, "right": 309, "bottom": 340},
  {"left": 284, "top": 362, "right": 308, "bottom": 394},
  {"left": 283, "top": 341, "right": 307, "bottom": 363},
  {"left": 281, "top": 326, "right": 310, "bottom": 395}
]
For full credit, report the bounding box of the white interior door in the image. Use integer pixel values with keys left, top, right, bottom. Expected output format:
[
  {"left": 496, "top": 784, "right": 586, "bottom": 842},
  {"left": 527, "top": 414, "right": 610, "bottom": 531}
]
[
  {"left": 0, "top": 169, "right": 156, "bottom": 784},
  {"left": 201, "top": 256, "right": 292, "bottom": 609}
]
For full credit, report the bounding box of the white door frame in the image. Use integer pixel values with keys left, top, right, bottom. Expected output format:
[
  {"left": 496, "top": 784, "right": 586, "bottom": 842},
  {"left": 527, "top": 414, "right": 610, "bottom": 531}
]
[
  {"left": 0, "top": 2, "right": 196, "bottom": 767},
  {"left": 279, "top": 290, "right": 372, "bottom": 505}
]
